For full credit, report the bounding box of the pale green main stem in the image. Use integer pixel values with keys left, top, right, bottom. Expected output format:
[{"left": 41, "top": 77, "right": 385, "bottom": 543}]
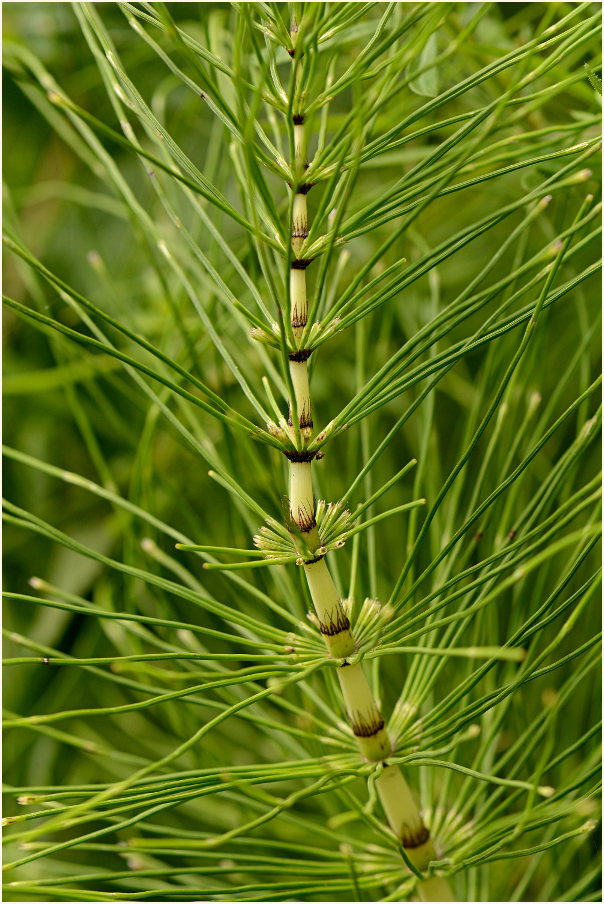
[{"left": 282, "top": 33, "right": 453, "bottom": 902}]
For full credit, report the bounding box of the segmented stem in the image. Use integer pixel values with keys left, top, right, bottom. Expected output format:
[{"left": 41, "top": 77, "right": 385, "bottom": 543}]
[{"left": 282, "top": 24, "right": 454, "bottom": 901}]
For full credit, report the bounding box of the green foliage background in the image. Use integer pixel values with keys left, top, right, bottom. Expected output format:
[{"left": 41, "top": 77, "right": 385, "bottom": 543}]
[{"left": 3, "top": 3, "right": 602, "bottom": 902}]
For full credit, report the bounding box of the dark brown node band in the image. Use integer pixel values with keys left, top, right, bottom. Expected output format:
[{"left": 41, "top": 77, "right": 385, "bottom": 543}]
[
  {"left": 287, "top": 408, "right": 314, "bottom": 430},
  {"left": 283, "top": 450, "right": 318, "bottom": 462},
  {"left": 292, "top": 113, "right": 305, "bottom": 124},
  {"left": 401, "top": 825, "right": 431, "bottom": 849},
  {"left": 319, "top": 606, "right": 351, "bottom": 636},
  {"left": 289, "top": 499, "right": 317, "bottom": 533},
  {"left": 291, "top": 258, "right": 313, "bottom": 270},
  {"left": 291, "top": 305, "right": 308, "bottom": 329},
  {"left": 288, "top": 349, "right": 312, "bottom": 362},
  {"left": 288, "top": 399, "right": 312, "bottom": 426},
  {"left": 352, "top": 714, "right": 385, "bottom": 738},
  {"left": 292, "top": 220, "right": 309, "bottom": 239},
  {"left": 286, "top": 181, "right": 315, "bottom": 194},
  {"left": 298, "top": 513, "right": 317, "bottom": 533}
]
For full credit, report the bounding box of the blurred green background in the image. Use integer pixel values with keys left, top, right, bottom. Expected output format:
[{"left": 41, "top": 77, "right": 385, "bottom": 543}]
[{"left": 3, "top": 3, "right": 601, "bottom": 901}]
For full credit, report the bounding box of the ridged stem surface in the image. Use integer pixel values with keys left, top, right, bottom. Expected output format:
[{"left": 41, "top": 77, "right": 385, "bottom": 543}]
[{"left": 281, "top": 30, "right": 453, "bottom": 901}]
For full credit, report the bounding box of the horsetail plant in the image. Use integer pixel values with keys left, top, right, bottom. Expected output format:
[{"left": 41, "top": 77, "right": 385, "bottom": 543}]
[
  {"left": 256, "top": 25, "right": 454, "bottom": 900},
  {"left": 3, "top": 3, "right": 602, "bottom": 902}
]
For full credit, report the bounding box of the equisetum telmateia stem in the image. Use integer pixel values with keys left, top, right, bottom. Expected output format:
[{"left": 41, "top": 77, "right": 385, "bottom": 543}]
[{"left": 280, "top": 25, "right": 454, "bottom": 903}]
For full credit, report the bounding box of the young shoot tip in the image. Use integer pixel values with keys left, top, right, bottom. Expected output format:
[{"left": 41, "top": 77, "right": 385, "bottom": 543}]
[
  {"left": 538, "top": 785, "right": 555, "bottom": 798},
  {"left": 538, "top": 195, "right": 552, "bottom": 211},
  {"left": 528, "top": 391, "right": 542, "bottom": 411},
  {"left": 567, "top": 168, "right": 592, "bottom": 184},
  {"left": 579, "top": 416, "right": 598, "bottom": 438},
  {"left": 547, "top": 240, "right": 564, "bottom": 258},
  {"left": 28, "top": 576, "right": 45, "bottom": 590},
  {"left": 140, "top": 538, "right": 156, "bottom": 553}
]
